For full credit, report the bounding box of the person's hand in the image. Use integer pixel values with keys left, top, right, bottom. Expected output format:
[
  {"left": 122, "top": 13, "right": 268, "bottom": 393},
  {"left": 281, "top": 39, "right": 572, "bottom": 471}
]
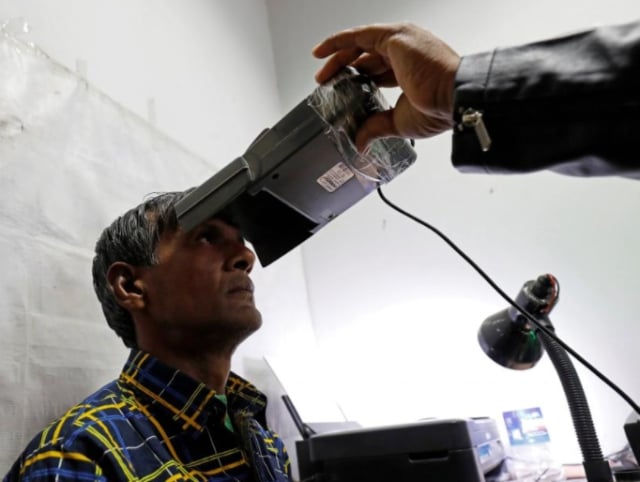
[{"left": 313, "top": 23, "right": 460, "bottom": 151}]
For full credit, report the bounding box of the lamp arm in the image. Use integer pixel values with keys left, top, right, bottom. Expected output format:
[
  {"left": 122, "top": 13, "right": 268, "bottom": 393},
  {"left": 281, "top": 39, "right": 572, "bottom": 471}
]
[{"left": 538, "top": 327, "right": 613, "bottom": 482}]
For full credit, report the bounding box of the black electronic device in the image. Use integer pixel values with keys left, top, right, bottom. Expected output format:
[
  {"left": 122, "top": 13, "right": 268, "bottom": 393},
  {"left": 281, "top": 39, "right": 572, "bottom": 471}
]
[
  {"left": 295, "top": 417, "right": 505, "bottom": 482},
  {"left": 174, "top": 68, "right": 416, "bottom": 266}
]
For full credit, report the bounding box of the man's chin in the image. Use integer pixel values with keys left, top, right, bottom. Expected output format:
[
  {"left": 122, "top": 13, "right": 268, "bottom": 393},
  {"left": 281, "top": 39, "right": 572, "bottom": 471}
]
[
  {"left": 241, "top": 312, "right": 262, "bottom": 331},
  {"left": 225, "top": 315, "right": 262, "bottom": 348},
  {"left": 228, "top": 308, "right": 263, "bottom": 336}
]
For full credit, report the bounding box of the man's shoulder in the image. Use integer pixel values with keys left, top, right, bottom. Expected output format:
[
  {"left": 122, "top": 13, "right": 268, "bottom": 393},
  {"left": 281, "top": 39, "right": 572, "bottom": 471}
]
[
  {"left": 4, "top": 379, "right": 138, "bottom": 479},
  {"left": 44, "top": 379, "right": 131, "bottom": 441}
]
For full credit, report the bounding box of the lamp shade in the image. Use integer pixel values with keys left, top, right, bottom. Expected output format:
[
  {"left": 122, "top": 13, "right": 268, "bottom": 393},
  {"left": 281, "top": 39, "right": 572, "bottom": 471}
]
[
  {"left": 477, "top": 308, "right": 543, "bottom": 370},
  {"left": 478, "top": 275, "right": 558, "bottom": 370}
]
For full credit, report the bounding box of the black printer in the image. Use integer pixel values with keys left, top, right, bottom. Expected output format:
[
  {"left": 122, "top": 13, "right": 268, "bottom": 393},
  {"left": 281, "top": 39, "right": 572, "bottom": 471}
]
[{"left": 296, "top": 417, "right": 505, "bottom": 482}]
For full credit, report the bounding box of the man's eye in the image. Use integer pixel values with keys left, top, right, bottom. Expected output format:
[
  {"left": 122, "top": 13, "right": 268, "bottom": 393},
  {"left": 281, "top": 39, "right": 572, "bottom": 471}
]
[{"left": 198, "top": 230, "right": 220, "bottom": 244}]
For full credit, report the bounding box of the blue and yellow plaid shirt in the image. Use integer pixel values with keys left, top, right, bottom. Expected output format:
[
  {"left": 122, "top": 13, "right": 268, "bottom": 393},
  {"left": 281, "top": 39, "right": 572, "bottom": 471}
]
[{"left": 4, "top": 350, "right": 291, "bottom": 481}]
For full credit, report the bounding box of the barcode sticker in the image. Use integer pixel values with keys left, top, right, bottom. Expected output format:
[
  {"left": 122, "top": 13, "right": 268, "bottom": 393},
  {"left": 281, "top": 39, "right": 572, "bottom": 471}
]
[{"left": 317, "top": 162, "right": 354, "bottom": 192}]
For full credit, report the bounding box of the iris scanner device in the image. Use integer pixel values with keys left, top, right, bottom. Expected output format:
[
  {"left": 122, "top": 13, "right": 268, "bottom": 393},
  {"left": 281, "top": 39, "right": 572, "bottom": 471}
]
[{"left": 175, "top": 68, "right": 417, "bottom": 266}]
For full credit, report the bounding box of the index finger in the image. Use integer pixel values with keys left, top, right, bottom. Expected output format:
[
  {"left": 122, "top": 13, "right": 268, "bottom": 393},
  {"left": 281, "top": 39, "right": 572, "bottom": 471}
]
[
  {"left": 314, "top": 47, "right": 364, "bottom": 84},
  {"left": 312, "top": 23, "right": 399, "bottom": 58},
  {"left": 313, "top": 24, "right": 400, "bottom": 83}
]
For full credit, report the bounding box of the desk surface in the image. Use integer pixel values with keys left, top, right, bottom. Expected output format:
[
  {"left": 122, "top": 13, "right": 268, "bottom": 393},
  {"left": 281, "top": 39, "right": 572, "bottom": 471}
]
[{"left": 499, "top": 462, "right": 637, "bottom": 482}]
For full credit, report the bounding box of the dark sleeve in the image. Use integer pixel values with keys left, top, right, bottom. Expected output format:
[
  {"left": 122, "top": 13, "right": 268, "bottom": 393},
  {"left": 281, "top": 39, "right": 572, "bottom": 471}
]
[{"left": 451, "top": 20, "right": 640, "bottom": 178}]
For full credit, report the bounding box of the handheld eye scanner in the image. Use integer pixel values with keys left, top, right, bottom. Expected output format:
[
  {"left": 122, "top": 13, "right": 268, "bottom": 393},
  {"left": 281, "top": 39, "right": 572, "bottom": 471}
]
[{"left": 174, "top": 68, "right": 417, "bottom": 266}]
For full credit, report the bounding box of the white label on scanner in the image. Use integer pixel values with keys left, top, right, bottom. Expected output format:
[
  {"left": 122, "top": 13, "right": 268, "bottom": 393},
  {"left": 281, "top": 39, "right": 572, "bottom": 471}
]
[{"left": 317, "top": 162, "right": 354, "bottom": 192}]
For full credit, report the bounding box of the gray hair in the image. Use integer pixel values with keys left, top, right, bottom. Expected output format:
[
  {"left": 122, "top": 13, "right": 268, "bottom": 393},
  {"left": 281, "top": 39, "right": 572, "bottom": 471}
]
[{"left": 91, "top": 190, "right": 192, "bottom": 348}]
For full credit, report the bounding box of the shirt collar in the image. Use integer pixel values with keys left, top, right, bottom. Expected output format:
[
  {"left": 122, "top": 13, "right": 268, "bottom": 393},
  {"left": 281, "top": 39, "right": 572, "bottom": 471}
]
[{"left": 118, "top": 349, "right": 268, "bottom": 432}]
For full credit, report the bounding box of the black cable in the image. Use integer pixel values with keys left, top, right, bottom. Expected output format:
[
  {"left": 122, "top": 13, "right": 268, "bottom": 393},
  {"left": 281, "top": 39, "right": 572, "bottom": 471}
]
[{"left": 376, "top": 186, "right": 640, "bottom": 415}]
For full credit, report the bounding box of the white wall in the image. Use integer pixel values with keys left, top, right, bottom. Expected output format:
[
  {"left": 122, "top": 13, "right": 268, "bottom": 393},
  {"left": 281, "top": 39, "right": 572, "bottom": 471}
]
[
  {"left": 0, "top": 0, "right": 316, "bottom": 473},
  {"left": 267, "top": 0, "right": 640, "bottom": 464}
]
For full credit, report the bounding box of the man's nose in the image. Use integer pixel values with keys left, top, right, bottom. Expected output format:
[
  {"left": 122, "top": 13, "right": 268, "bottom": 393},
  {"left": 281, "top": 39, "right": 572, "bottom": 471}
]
[{"left": 227, "top": 242, "right": 256, "bottom": 273}]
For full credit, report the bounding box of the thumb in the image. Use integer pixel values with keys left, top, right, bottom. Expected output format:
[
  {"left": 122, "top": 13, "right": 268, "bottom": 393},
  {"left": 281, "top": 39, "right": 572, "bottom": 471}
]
[{"left": 354, "top": 109, "right": 399, "bottom": 152}]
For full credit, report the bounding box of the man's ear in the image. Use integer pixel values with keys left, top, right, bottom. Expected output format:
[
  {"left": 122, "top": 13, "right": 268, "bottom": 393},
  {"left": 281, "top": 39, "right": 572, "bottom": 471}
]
[{"left": 106, "top": 262, "right": 147, "bottom": 311}]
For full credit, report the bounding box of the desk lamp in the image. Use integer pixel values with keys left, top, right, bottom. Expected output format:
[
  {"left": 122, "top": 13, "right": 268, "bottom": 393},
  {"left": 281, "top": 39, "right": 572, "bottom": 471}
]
[
  {"left": 377, "top": 189, "right": 640, "bottom": 482},
  {"left": 478, "top": 273, "right": 613, "bottom": 482}
]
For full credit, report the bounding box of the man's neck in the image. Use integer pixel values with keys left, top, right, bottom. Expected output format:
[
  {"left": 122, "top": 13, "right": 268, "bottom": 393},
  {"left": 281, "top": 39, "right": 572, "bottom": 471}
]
[
  {"left": 157, "top": 350, "right": 232, "bottom": 393},
  {"left": 137, "top": 335, "right": 237, "bottom": 393}
]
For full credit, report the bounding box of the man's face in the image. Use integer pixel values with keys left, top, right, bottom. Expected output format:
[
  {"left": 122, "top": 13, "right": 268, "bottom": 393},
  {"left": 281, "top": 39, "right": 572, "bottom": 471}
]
[{"left": 137, "top": 217, "right": 261, "bottom": 343}]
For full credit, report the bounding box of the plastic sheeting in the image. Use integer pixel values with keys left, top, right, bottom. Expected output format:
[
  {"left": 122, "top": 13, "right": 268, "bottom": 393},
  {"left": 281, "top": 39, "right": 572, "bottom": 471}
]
[
  {"left": 0, "top": 24, "right": 215, "bottom": 470},
  {"left": 308, "top": 66, "right": 415, "bottom": 184}
]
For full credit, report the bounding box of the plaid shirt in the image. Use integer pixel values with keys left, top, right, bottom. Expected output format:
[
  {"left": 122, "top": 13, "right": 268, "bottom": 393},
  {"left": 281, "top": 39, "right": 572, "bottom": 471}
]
[{"left": 4, "top": 350, "right": 291, "bottom": 481}]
